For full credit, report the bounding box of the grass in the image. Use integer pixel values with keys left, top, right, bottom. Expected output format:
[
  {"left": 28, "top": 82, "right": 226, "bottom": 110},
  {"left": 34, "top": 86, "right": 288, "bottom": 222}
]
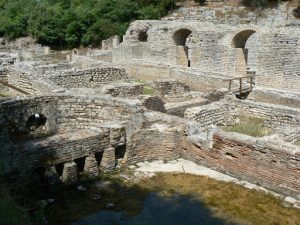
[
  {"left": 0, "top": 92, "right": 11, "bottom": 97},
  {"left": 133, "top": 79, "right": 146, "bottom": 84},
  {"left": 222, "top": 115, "right": 271, "bottom": 137},
  {"left": 143, "top": 86, "right": 155, "bottom": 95}
]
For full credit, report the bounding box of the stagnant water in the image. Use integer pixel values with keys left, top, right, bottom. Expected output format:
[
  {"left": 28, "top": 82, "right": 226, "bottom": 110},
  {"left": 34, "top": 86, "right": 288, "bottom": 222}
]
[
  {"left": 33, "top": 173, "right": 300, "bottom": 225},
  {"left": 71, "top": 193, "right": 232, "bottom": 225}
]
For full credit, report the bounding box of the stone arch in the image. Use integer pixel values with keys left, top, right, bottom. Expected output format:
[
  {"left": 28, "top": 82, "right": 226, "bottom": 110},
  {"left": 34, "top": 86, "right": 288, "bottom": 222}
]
[
  {"left": 25, "top": 113, "right": 47, "bottom": 131},
  {"left": 232, "top": 30, "right": 256, "bottom": 48},
  {"left": 173, "top": 28, "right": 192, "bottom": 46},
  {"left": 72, "top": 48, "right": 79, "bottom": 55},
  {"left": 172, "top": 28, "right": 193, "bottom": 67},
  {"left": 223, "top": 27, "right": 261, "bottom": 78}
]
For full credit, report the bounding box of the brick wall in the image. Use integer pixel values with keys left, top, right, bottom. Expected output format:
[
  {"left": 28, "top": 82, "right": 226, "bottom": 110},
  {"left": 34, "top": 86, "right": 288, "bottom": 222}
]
[{"left": 182, "top": 132, "right": 300, "bottom": 198}]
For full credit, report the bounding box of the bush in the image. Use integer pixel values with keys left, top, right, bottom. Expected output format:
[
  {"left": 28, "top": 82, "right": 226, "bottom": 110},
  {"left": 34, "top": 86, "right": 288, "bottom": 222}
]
[
  {"left": 242, "top": 0, "right": 280, "bottom": 7},
  {"left": 0, "top": 0, "right": 176, "bottom": 47}
]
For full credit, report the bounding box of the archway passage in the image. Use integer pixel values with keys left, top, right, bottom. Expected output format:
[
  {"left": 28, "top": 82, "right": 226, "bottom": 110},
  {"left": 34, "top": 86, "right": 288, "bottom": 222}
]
[
  {"left": 231, "top": 30, "right": 258, "bottom": 78},
  {"left": 232, "top": 30, "right": 256, "bottom": 48},
  {"left": 173, "top": 29, "right": 192, "bottom": 67}
]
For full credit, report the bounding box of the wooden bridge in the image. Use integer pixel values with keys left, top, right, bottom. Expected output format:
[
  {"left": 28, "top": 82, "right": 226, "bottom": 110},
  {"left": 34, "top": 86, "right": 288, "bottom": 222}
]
[{"left": 223, "top": 75, "right": 255, "bottom": 95}]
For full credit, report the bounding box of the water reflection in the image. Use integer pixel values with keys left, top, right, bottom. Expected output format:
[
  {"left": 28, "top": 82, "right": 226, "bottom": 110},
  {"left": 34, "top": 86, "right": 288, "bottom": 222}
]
[{"left": 71, "top": 193, "right": 235, "bottom": 225}]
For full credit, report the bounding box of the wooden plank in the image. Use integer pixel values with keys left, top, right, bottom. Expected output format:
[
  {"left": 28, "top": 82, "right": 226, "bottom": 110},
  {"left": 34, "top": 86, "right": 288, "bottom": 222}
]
[
  {"left": 223, "top": 75, "right": 255, "bottom": 82},
  {"left": 0, "top": 80, "right": 30, "bottom": 95}
]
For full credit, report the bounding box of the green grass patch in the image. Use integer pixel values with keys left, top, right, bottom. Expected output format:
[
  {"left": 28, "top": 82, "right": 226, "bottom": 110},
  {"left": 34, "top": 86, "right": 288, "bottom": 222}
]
[
  {"left": 133, "top": 79, "right": 146, "bottom": 84},
  {"left": 143, "top": 86, "right": 155, "bottom": 95},
  {"left": 222, "top": 115, "right": 271, "bottom": 137},
  {"left": 0, "top": 93, "right": 11, "bottom": 97}
]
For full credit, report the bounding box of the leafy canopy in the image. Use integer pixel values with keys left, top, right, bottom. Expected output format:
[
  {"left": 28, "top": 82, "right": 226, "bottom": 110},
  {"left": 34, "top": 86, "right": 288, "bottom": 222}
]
[{"left": 0, "top": 0, "right": 176, "bottom": 47}]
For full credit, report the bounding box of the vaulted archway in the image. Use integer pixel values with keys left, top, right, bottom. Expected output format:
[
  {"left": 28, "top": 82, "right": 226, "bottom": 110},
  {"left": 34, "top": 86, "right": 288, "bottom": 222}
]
[{"left": 231, "top": 30, "right": 259, "bottom": 77}]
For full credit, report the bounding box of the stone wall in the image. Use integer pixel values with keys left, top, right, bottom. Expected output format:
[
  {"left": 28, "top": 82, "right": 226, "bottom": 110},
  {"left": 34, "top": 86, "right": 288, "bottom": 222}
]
[
  {"left": 235, "top": 99, "right": 300, "bottom": 128},
  {"left": 122, "top": 61, "right": 228, "bottom": 92},
  {"left": 185, "top": 97, "right": 300, "bottom": 129},
  {"left": 250, "top": 87, "right": 300, "bottom": 109},
  {"left": 102, "top": 82, "right": 144, "bottom": 97},
  {"left": 184, "top": 100, "right": 236, "bottom": 127},
  {"left": 0, "top": 67, "right": 8, "bottom": 93},
  {"left": 35, "top": 63, "right": 72, "bottom": 76},
  {"left": 101, "top": 35, "right": 120, "bottom": 50},
  {"left": 149, "top": 79, "right": 190, "bottom": 96},
  {"left": 7, "top": 68, "right": 56, "bottom": 95},
  {"left": 49, "top": 67, "right": 130, "bottom": 88}
]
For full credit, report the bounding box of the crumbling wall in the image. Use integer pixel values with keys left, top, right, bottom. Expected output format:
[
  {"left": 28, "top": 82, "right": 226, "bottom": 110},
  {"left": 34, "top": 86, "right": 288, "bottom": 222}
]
[
  {"left": 250, "top": 88, "right": 300, "bottom": 109},
  {"left": 0, "top": 95, "right": 143, "bottom": 179},
  {"left": 184, "top": 100, "right": 237, "bottom": 127},
  {"left": 149, "top": 80, "right": 190, "bottom": 96},
  {"left": 7, "top": 68, "right": 55, "bottom": 94},
  {"left": 115, "top": 20, "right": 300, "bottom": 92},
  {"left": 235, "top": 99, "right": 300, "bottom": 128},
  {"left": 183, "top": 132, "right": 300, "bottom": 198},
  {"left": 102, "top": 82, "right": 144, "bottom": 97},
  {"left": 0, "top": 67, "right": 8, "bottom": 93}
]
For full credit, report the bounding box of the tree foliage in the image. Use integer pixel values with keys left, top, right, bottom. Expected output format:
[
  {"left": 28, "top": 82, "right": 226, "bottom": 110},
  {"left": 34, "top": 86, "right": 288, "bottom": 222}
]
[{"left": 0, "top": 0, "right": 176, "bottom": 47}]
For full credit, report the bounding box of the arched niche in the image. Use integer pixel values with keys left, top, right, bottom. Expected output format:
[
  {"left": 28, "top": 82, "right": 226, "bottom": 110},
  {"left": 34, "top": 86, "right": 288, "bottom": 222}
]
[
  {"left": 138, "top": 31, "right": 148, "bottom": 42},
  {"left": 173, "top": 29, "right": 192, "bottom": 46}
]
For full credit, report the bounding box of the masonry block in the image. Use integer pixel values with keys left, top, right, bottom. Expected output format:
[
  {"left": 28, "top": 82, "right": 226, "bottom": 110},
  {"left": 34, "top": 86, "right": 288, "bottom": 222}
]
[{"left": 62, "top": 162, "right": 78, "bottom": 185}]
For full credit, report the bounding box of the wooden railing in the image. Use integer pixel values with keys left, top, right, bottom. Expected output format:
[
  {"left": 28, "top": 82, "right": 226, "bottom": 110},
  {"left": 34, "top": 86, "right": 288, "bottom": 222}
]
[
  {"left": 0, "top": 80, "right": 29, "bottom": 95},
  {"left": 223, "top": 75, "right": 255, "bottom": 95}
]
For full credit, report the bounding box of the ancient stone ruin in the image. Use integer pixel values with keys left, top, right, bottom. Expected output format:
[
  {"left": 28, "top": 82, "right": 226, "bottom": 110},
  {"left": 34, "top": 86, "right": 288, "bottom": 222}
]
[{"left": 0, "top": 4, "right": 299, "bottom": 205}]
